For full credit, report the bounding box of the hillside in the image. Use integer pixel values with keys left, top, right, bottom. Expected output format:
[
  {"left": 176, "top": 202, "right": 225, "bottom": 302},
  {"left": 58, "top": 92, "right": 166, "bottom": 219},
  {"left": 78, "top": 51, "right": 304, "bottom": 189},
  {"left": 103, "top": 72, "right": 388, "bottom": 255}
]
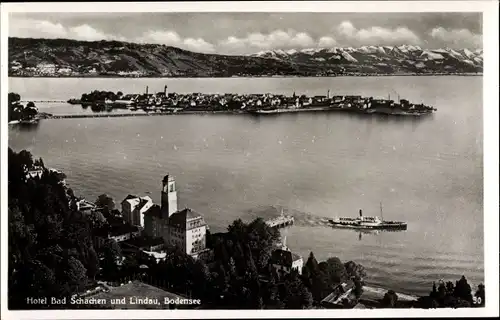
[{"left": 8, "top": 38, "right": 483, "bottom": 77}]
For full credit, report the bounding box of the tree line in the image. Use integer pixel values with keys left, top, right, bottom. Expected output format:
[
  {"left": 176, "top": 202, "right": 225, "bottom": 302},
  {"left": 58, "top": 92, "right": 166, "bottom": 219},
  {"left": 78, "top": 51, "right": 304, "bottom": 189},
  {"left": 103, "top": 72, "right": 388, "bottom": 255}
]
[{"left": 8, "top": 92, "right": 39, "bottom": 122}]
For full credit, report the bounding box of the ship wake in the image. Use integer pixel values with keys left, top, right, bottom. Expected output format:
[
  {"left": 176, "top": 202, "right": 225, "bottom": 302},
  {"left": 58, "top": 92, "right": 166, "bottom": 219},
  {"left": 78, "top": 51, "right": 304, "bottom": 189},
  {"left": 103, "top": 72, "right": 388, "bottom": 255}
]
[{"left": 244, "top": 205, "right": 333, "bottom": 228}]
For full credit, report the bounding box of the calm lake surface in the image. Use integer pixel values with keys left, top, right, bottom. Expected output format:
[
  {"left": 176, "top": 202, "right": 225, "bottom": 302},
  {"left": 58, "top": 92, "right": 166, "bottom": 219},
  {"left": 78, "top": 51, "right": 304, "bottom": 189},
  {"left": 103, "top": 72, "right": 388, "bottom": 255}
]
[{"left": 9, "top": 76, "right": 484, "bottom": 295}]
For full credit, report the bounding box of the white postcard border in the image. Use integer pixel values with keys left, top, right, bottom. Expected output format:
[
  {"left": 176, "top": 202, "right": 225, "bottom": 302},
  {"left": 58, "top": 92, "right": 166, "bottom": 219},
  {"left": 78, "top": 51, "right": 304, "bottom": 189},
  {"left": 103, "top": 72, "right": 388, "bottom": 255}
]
[{"left": 1, "top": 1, "right": 498, "bottom": 319}]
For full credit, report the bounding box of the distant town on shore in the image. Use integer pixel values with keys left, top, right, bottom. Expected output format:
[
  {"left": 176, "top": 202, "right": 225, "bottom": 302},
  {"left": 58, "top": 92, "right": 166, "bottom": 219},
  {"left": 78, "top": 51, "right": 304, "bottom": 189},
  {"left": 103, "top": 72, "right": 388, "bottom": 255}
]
[{"left": 8, "top": 37, "right": 483, "bottom": 78}]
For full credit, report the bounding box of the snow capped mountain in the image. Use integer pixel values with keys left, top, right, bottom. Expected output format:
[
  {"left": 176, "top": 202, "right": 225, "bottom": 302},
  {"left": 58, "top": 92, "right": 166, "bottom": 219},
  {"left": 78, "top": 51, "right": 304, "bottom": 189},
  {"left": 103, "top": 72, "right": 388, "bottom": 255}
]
[
  {"left": 9, "top": 37, "right": 483, "bottom": 77},
  {"left": 325, "top": 48, "right": 338, "bottom": 54},
  {"left": 396, "top": 45, "right": 410, "bottom": 53},
  {"left": 251, "top": 50, "right": 274, "bottom": 57},
  {"left": 340, "top": 51, "right": 358, "bottom": 62},
  {"left": 420, "top": 50, "right": 445, "bottom": 60},
  {"left": 358, "top": 46, "right": 373, "bottom": 54},
  {"left": 300, "top": 48, "right": 321, "bottom": 55},
  {"left": 250, "top": 49, "right": 288, "bottom": 59},
  {"left": 273, "top": 49, "right": 288, "bottom": 56},
  {"left": 248, "top": 45, "right": 482, "bottom": 74},
  {"left": 473, "top": 57, "right": 483, "bottom": 64},
  {"left": 431, "top": 48, "right": 446, "bottom": 53},
  {"left": 375, "top": 47, "right": 387, "bottom": 55},
  {"left": 328, "top": 55, "right": 341, "bottom": 60},
  {"left": 342, "top": 47, "right": 356, "bottom": 53},
  {"left": 460, "top": 48, "right": 475, "bottom": 59},
  {"left": 445, "top": 48, "right": 464, "bottom": 60}
]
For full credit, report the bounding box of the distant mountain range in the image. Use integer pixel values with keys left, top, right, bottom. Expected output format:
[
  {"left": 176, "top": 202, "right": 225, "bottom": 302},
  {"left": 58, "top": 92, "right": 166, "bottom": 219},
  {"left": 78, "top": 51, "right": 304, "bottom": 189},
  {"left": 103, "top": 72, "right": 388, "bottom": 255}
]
[{"left": 8, "top": 38, "right": 483, "bottom": 77}]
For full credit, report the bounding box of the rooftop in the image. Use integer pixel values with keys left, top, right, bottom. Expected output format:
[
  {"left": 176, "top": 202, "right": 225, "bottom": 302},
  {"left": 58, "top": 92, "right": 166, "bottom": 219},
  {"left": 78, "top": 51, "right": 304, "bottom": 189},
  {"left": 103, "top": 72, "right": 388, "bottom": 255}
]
[
  {"left": 108, "top": 223, "right": 139, "bottom": 237},
  {"left": 122, "top": 195, "right": 153, "bottom": 210},
  {"left": 353, "top": 302, "right": 367, "bottom": 309},
  {"left": 121, "top": 194, "right": 140, "bottom": 203},
  {"left": 90, "top": 281, "right": 188, "bottom": 309},
  {"left": 163, "top": 174, "right": 175, "bottom": 183},
  {"left": 168, "top": 208, "right": 206, "bottom": 230},
  {"left": 122, "top": 236, "right": 165, "bottom": 250},
  {"left": 270, "top": 249, "right": 302, "bottom": 267},
  {"left": 144, "top": 204, "right": 162, "bottom": 219},
  {"left": 321, "top": 281, "right": 355, "bottom": 306}
]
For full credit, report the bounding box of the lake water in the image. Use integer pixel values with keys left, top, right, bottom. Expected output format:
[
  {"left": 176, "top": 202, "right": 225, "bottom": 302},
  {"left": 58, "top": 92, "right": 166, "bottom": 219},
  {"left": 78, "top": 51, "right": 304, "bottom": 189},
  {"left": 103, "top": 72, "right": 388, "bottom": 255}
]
[{"left": 8, "top": 76, "right": 484, "bottom": 296}]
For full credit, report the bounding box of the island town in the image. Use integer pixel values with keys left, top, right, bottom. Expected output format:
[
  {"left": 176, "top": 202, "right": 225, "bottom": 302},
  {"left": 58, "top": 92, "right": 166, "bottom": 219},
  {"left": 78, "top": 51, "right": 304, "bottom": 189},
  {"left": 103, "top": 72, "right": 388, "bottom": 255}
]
[
  {"left": 7, "top": 85, "right": 437, "bottom": 126},
  {"left": 64, "top": 85, "right": 436, "bottom": 117}
]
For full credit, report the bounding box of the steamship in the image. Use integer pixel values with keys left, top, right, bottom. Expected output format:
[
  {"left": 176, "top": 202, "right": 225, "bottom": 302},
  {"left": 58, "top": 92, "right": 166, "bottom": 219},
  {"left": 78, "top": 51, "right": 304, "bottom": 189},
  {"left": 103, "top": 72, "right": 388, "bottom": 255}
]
[{"left": 328, "top": 203, "right": 407, "bottom": 231}]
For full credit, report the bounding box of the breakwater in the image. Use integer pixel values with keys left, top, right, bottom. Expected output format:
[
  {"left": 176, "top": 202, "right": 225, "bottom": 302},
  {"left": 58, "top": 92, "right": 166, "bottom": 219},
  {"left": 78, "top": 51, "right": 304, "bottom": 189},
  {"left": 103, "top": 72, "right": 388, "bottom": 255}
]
[
  {"left": 45, "top": 107, "right": 431, "bottom": 120},
  {"left": 47, "top": 111, "right": 245, "bottom": 119},
  {"left": 20, "top": 100, "right": 66, "bottom": 103}
]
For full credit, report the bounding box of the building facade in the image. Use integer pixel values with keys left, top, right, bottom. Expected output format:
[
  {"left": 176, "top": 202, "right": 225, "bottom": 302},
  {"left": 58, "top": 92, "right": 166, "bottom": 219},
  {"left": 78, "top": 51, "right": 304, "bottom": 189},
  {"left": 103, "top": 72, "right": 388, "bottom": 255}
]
[
  {"left": 143, "top": 174, "right": 208, "bottom": 257},
  {"left": 121, "top": 195, "right": 154, "bottom": 228},
  {"left": 270, "top": 249, "right": 304, "bottom": 276}
]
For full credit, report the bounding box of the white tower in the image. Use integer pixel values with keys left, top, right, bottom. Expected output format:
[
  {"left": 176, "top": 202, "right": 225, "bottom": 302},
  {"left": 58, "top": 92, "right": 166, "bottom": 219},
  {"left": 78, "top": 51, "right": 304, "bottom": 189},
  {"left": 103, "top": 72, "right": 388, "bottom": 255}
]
[
  {"left": 161, "top": 174, "right": 178, "bottom": 218},
  {"left": 282, "top": 235, "right": 289, "bottom": 251}
]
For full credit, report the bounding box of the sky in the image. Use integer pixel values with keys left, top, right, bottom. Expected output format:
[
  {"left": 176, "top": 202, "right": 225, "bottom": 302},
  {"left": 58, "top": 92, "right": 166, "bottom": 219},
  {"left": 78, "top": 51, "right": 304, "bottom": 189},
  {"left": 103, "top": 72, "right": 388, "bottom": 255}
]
[{"left": 8, "top": 12, "right": 483, "bottom": 54}]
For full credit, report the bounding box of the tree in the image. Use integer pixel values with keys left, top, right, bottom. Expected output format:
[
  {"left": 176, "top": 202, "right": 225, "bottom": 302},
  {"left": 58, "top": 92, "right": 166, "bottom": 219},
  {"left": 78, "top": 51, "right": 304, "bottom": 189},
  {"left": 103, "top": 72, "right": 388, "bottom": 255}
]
[
  {"left": 430, "top": 282, "right": 438, "bottom": 299},
  {"left": 445, "top": 281, "right": 455, "bottom": 294},
  {"left": 454, "top": 276, "right": 473, "bottom": 304},
  {"left": 63, "top": 256, "right": 88, "bottom": 294},
  {"left": 304, "top": 252, "right": 320, "bottom": 275},
  {"left": 303, "top": 252, "right": 326, "bottom": 301},
  {"left": 353, "top": 277, "right": 363, "bottom": 300},
  {"left": 10, "top": 260, "right": 61, "bottom": 308},
  {"left": 323, "top": 257, "right": 348, "bottom": 285},
  {"left": 8, "top": 92, "right": 21, "bottom": 104},
  {"left": 436, "top": 281, "right": 447, "bottom": 303},
  {"left": 22, "top": 103, "right": 38, "bottom": 119},
  {"left": 100, "top": 239, "right": 122, "bottom": 280},
  {"left": 9, "top": 149, "right": 98, "bottom": 309},
  {"left": 17, "top": 150, "right": 34, "bottom": 168},
  {"left": 227, "top": 219, "right": 246, "bottom": 238},
  {"left": 344, "top": 260, "right": 367, "bottom": 281},
  {"left": 475, "top": 284, "right": 485, "bottom": 306},
  {"left": 89, "top": 210, "right": 106, "bottom": 229},
  {"left": 95, "top": 194, "right": 116, "bottom": 215},
  {"left": 417, "top": 276, "right": 479, "bottom": 309},
  {"left": 381, "top": 290, "right": 398, "bottom": 308},
  {"left": 282, "top": 271, "right": 313, "bottom": 309}
]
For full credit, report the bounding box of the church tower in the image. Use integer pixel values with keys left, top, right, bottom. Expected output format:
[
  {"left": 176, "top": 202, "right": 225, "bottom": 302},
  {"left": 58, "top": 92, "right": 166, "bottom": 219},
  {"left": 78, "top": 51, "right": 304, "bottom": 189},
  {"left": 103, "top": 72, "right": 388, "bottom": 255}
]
[{"left": 161, "top": 174, "right": 178, "bottom": 219}]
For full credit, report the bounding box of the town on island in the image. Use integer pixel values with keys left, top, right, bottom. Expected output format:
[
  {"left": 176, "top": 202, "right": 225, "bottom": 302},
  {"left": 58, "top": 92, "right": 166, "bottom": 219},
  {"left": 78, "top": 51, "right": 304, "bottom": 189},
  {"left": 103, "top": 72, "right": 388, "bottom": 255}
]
[
  {"left": 68, "top": 85, "right": 437, "bottom": 117},
  {"left": 7, "top": 83, "right": 437, "bottom": 125}
]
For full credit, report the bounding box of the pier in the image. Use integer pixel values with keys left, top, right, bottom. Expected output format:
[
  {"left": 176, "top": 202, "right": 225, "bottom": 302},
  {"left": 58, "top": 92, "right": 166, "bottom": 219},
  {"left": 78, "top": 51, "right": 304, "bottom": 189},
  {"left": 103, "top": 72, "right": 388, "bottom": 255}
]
[
  {"left": 46, "top": 110, "right": 244, "bottom": 119},
  {"left": 265, "top": 210, "right": 294, "bottom": 229},
  {"left": 20, "top": 100, "right": 66, "bottom": 103}
]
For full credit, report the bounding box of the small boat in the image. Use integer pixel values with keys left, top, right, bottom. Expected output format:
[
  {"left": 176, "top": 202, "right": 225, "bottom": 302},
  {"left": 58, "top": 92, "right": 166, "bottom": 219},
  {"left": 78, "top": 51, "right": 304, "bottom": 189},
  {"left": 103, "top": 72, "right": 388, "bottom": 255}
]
[{"left": 329, "top": 203, "right": 407, "bottom": 231}]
